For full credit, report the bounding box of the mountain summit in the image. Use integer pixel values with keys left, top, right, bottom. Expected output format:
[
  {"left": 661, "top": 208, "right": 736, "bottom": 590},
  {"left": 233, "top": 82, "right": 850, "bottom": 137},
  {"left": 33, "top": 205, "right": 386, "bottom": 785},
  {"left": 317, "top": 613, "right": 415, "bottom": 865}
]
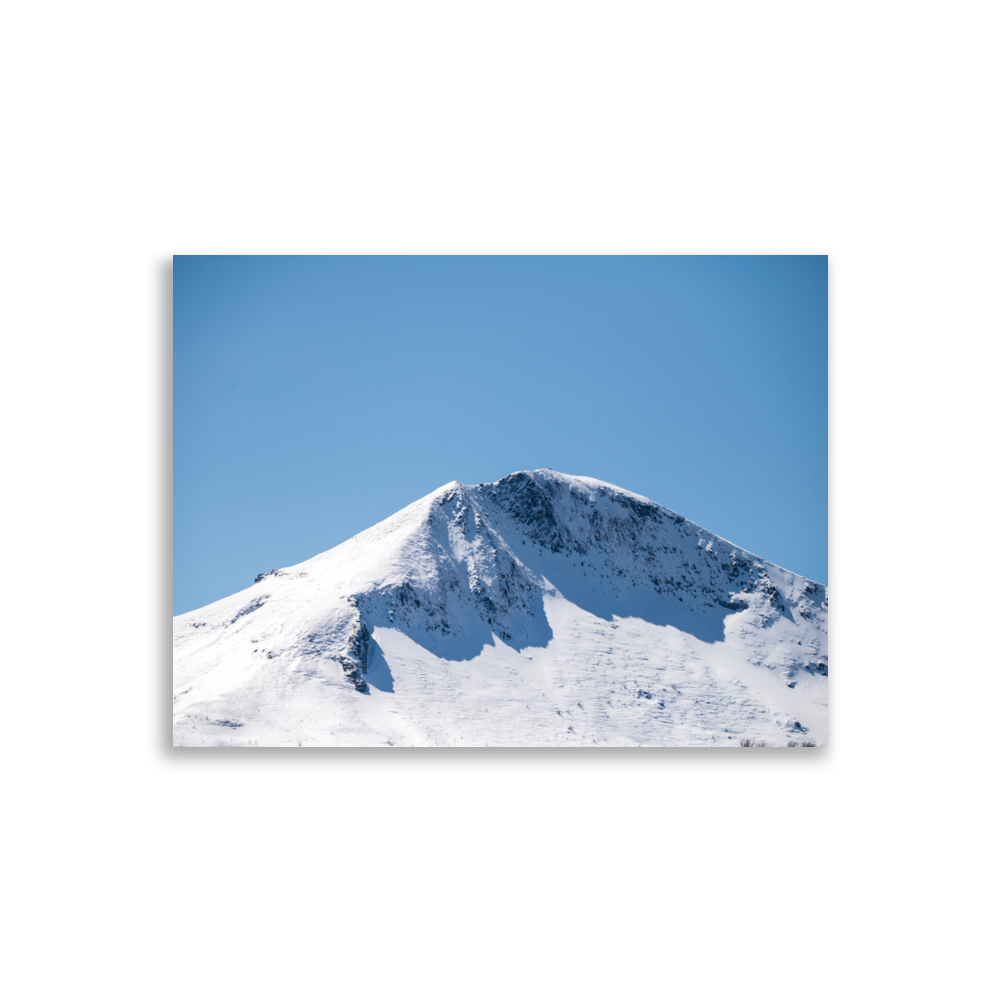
[{"left": 173, "top": 470, "right": 828, "bottom": 746}]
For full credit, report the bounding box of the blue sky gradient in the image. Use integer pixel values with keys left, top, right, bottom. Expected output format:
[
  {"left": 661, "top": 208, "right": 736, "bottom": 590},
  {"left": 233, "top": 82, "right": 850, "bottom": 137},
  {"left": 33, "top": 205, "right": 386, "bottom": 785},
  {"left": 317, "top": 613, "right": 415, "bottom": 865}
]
[{"left": 174, "top": 255, "right": 827, "bottom": 615}]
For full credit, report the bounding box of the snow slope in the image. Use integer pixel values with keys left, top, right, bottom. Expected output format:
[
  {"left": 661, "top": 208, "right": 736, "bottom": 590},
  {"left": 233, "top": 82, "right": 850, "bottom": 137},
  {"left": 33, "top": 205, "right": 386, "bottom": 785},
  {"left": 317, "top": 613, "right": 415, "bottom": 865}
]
[{"left": 173, "top": 470, "right": 828, "bottom": 747}]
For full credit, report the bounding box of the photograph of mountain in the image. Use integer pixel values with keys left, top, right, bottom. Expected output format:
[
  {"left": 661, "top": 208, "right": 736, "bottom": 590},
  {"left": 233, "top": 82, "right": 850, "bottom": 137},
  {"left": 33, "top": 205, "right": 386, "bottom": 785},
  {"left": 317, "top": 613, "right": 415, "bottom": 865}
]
[{"left": 173, "top": 255, "right": 829, "bottom": 748}]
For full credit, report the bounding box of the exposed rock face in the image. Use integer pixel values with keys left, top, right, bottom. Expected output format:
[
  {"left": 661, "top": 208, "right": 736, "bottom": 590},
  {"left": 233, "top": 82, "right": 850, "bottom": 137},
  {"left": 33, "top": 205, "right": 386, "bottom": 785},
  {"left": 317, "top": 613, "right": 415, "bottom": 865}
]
[
  {"left": 355, "top": 478, "right": 555, "bottom": 658},
  {"left": 293, "top": 598, "right": 372, "bottom": 693},
  {"left": 338, "top": 615, "right": 370, "bottom": 692}
]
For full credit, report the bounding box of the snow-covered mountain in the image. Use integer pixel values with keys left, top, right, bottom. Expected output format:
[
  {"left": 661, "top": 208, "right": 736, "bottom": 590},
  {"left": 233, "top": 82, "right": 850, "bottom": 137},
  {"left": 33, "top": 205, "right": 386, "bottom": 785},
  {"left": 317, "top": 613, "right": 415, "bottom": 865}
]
[{"left": 173, "top": 470, "right": 828, "bottom": 747}]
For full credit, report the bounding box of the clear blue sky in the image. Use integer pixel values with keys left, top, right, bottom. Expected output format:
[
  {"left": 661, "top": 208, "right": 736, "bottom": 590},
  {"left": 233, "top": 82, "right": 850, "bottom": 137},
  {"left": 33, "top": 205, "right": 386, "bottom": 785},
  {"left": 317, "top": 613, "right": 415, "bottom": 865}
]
[{"left": 174, "top": 255, "right": 827, "bottom": 615}]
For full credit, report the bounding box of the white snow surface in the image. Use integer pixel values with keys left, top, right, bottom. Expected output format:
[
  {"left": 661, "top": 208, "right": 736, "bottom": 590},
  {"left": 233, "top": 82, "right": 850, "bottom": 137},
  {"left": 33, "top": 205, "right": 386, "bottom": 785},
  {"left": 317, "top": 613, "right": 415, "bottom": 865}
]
[{"left": 174, "top": 470, "right": 828, "bottom": 747}]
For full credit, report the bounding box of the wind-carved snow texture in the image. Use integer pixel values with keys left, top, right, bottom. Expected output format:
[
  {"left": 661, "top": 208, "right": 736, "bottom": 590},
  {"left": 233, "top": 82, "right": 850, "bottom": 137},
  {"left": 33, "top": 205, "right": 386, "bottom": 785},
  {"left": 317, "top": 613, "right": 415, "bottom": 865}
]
[{"left": 173, "top": 470, "right": 828, "bottom": 747}]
